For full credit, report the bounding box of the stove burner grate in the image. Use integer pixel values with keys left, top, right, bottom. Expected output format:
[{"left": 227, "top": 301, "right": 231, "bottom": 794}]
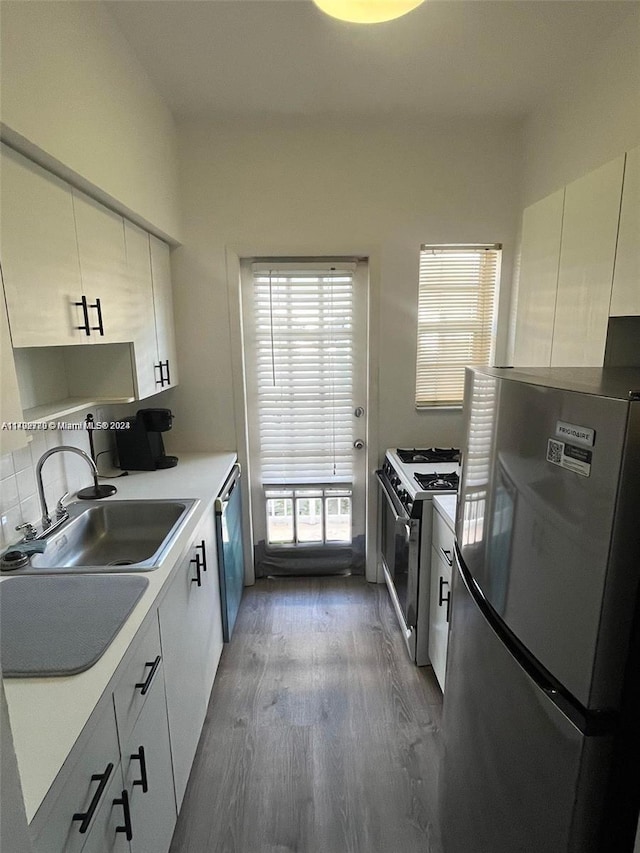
[
  {"left": 396, "top": 447, "right": 460, "bottom": 464},
  {"left": 414, "top": 471, "right": 460, "bottom": 491}
]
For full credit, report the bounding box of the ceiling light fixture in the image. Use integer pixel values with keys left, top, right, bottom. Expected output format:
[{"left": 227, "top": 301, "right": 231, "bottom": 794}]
[{"left": 312, "top": 0, "right": 425, "bottom": 24}]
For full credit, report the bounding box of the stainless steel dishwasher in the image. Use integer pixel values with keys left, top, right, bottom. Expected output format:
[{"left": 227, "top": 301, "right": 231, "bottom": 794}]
[{"left": 215, "top": 463, "right": 245, "bottom": 641}]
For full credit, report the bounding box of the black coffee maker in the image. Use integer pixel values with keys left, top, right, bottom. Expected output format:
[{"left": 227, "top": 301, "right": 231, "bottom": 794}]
[{"left": 115, "top": 408, "right": 178, "bottom": 471}]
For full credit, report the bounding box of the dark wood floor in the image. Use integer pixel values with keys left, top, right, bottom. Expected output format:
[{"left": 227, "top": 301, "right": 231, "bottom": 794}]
[{"left": 169, "top": 576, "right": 444, "bottom": 853}]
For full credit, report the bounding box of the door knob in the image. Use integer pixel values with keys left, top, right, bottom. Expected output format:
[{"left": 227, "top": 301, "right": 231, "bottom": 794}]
[{"left": 353, "top": 439, "right": 365, "bottom": 449}]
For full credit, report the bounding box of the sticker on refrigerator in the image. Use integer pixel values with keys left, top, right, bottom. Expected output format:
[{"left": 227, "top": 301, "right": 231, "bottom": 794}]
[{"left": 547, "top": 439, "right": 592, "bottom": 477}]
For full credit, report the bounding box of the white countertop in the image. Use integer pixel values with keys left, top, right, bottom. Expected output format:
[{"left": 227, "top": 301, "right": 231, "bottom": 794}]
[
  {"left": 2, "top": 452, "right": 236, "bottom": 823},
  {"left": 432, "top": 493, "right": 457, "bottom": 531}
]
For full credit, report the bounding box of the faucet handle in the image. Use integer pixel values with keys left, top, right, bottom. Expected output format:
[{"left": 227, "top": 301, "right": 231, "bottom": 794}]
[
  {"left": 15, "top": 522, "right": 38, "bottom": 541},
  {"left": 55, "top": 492, "right": 70, "bottom": 519}
]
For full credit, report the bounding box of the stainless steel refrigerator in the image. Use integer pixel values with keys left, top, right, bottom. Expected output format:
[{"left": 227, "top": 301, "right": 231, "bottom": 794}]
[{"left": 440, "top": 366, "right": 640, "bottom": 853}]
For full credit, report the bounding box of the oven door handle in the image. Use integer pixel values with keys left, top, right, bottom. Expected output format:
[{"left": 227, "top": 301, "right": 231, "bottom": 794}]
[{"left": 376, "top": 471, "right": 409, "bottom": 523}]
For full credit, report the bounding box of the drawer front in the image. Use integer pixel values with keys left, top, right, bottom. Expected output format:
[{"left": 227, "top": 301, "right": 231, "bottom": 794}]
[
  {"left": 32, "top": 698, "right": 120, "bottom": 853},
  {"left": 432, "top": 509, "right": 455, "bottom": 570},
  {"left": 113, "top": 616, "right": 163, "bottom": 749}
]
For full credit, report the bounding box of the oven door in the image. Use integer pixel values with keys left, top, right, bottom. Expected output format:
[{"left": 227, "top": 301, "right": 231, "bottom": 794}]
[{"left": 376, "top": 471, "right": 420, "bottom": 659}]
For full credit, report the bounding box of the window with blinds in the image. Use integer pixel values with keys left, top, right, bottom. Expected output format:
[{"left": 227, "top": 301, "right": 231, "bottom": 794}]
[
  {"left": 415, "top": 244, "right": 501, "bottom": 408},
  {"left": 252, "top": 265, "right": 355, "bottom": 484}
]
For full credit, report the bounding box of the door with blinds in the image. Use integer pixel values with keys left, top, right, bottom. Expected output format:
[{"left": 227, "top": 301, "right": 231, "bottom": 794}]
[{"left": 241, "top": 260, "right": 368, "bottom": 577}]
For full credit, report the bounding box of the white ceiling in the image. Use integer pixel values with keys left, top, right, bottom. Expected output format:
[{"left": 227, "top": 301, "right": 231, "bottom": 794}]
[{"left": 106, "top": 0, "right": 636, "bottom": 120}]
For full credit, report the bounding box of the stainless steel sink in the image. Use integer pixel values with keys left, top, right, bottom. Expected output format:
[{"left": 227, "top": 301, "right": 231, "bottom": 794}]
[{"left": 16, "top": 499, "right": 197, "bottom": 574}]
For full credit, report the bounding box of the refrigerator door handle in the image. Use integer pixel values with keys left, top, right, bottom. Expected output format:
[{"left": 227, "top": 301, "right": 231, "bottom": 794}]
[{"left": 453, "top": 544, "right": 615, "bottom": 737}]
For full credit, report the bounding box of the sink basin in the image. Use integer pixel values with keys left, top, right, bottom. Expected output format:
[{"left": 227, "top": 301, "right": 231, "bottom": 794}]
[{"left": 17, "top": 499, "right": 197, "bottom": 574}]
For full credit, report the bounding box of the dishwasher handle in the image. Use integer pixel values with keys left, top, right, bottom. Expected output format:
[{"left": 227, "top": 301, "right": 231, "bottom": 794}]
[{"left": 215, "top": 463, "right": 241, "bottom": 513}]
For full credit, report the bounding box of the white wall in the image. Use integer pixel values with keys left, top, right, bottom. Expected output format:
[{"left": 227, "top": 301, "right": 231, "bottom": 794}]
[
  {"left": 0, "top": 1, "right": 181, "bottom": 240},
  {"left": 170, "top": 117, "right": 521, "bottom": 460},
  {"left": 521, "top": 3, "right": 640, "bottom": 205}
]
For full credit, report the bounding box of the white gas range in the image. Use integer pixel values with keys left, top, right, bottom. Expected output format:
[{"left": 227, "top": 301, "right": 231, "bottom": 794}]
[{"left": 376, "top": 448, "right": 460, "bottom": 666}]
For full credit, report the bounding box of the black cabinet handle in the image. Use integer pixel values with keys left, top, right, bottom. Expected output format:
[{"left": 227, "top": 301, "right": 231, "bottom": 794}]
[
  {"left": 195, "top": 540, "right": 207, "bottom": 572},
  {"left": 155, "top": 360, "right": 171, "bottom": 387},
  {"left": 159, "top": 359, "right": 170, "bottom": 386},
  {"left": 438, "top": 576, "right": 450, "bottom": 605},
  {"left": 114, "top": 789, "right": 133, "bottom": 841},
  {"left": 191, "top": 557, "right": 202, "bottom": 587},
  {"left": 75, "top": 295, "right": 91, "bottom": 336},
  {"left": 72, "top": 762, "right": 114, "bottom": 833},
  {"left": 135, "top": 655, "right": 161, "bottom": 696},
  {"left": 130, "top": 745, "right": 149, "bottom": 793},
  {"left": 440, "top": 547, "right": 453, "bottom": 567},
  {"left": 439, "top": 577, "right": 451, "bottom": 622},
  {"left": 89, "top": 297, "right": 104, "bottom": 336}
]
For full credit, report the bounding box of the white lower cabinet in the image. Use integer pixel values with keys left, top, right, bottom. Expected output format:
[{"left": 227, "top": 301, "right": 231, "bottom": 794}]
[
  {"left": 158, "top": 512, "right": 223, "bottom": 808},
  {"left": 31, "top": 696, "right": 121, "bottom": 853},
  {"left": 79, "top": 764, "right": 130, "bottom": 853},
  {"left": 113, "top": 614, "right": 176, "bottom": 853},
  {"left": 27, "top": 511, "right": 226, "bottom": 853},
  {"left": 121, "top": 665, "right": 176, "bottom": 853},
  {"left": 428, "top": 507, "right": 455, "bottom": 692}
]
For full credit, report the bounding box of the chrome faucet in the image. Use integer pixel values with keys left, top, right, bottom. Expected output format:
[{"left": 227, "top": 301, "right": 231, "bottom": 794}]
[{"left": 36, "top": 446, "right": 100, "bottom": 534}]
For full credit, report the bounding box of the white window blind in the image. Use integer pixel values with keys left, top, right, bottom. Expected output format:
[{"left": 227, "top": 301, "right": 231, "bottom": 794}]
[
  {"left": 415, "top": 244, "right": 501, "bottom": 408},
  {"left": 252, "top": 265, "right": 355, "bottom": 484}
]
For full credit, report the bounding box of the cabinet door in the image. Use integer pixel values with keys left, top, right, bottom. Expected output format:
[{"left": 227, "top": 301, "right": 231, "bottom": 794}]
[
  {"left": 125, "top": 222, "right": 162, "bottom": 399},
  {"left": 73, "top": 191, "right": 132, "bottom": 345},
  {"left": 610, "top": 146, "right": 640, "bottom": 316},
  {"left": 551, "top": 156, "right": 625, "bottom": 366},
  {"left": 511, "top": 189, "right": 564, "bottom": 367},
  {"left": 122, "top": 663, "right": 176, "bottom": 853},
  {"left": 80, "top": 763, "right": 130, "bottom": 853},
  {"left": 197, "top": 512, "right": 224, "bottom": 696},
  {"left": 429, "top": 546, "right": 452, "bottom": 692},
  {"left": 0, "top": 266, "right": 27, "bottom": 453},
  {"left": 158, "top": 514, "right": 224, "bottom": 808},
  {"left": 31, "top": 696, "right": 121, "bottom": 853},
  {"left": 157, "top": 540, "right": 210, "bottom": 808},
  {"left": 149, "top": 236, "right": 178, "bottom": 390},
  {"left": 0, "top": 144, "right": 84, "bottom": 347}
]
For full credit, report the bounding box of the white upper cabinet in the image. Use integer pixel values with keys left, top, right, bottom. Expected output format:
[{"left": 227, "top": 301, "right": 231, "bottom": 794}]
[
  {"left": 129, "top": 234, "right": 179, "bottom": 399},
  {"left": 0, "top": 266, "right": 27, "bottom": 453},
  {"left": 0, "top": 146, "right": 180, "bottom": 414},
  {"left": 149, "top": 236, "right": 178, "bottom": 390},
  {"left": 124, "top": 221, "right": 159, "bottom": 399},
  {"left": 0, "top": 144, "right": 85, "bottom": 347},
  {"left": 72, "top": 190, "right": 134, "bottom": 344},
  {"left": 610, "top": 145, "right": 640, "bottom": 316},
  {"left": 550, "top": 155, "right": 625, "bottom": 367},
  {"left": 511, "top": 189, "right": 565, "bottom": 367}
]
